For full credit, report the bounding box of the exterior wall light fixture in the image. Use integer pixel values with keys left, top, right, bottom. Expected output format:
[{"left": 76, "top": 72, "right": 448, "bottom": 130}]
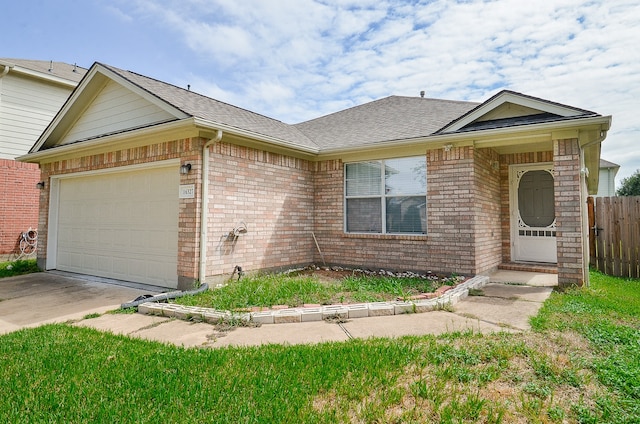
[
  {"left": 180, "top": 163, "right": 192, "bottom": 175},
  {"left": 36, "top": 181, "right": 46, "bottom": 189}
]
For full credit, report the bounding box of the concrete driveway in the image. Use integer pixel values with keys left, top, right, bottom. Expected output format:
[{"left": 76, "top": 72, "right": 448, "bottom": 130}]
[{"left": 0, "top": 271, "right": 161, "bottom": 334}]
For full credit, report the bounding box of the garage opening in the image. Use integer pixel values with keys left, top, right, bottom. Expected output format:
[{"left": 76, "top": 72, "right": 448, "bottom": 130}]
[{"left": 50, "top": 164, "right": 179, "bottom": 288}]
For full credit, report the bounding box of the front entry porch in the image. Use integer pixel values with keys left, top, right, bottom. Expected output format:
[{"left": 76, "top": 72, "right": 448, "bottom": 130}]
[
  {"left": 490, "top": 268, "right": 558, "bottom": 286},
  {"left": 498, "top": 261, "right": 557, "bottom": 274}
]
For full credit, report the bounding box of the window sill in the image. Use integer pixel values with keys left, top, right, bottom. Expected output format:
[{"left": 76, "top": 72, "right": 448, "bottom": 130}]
[{"left": 343, "top": 233, "right": 427, "bottom": 241}]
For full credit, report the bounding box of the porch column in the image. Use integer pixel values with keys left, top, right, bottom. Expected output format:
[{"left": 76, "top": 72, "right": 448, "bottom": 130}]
[{"left": 553, "top": 138, "right": 585, "bottom": 287}]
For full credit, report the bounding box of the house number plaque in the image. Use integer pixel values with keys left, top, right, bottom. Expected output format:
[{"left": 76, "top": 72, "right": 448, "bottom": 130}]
[{"left": 179, "top": 184, "right": 195, "bottom": 199}]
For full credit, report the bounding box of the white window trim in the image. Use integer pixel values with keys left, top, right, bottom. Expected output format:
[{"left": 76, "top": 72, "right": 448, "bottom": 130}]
[{"left": 343, "top": 157, "right": 427, "bottom": 235}]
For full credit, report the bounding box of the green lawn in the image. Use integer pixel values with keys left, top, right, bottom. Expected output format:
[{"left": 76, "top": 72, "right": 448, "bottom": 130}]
[
  {"left": 1, "top": 271, "right": 638, "bottom": 423},
  {"left": 175, "top": 270, "right": 459, "bottom": 310}
]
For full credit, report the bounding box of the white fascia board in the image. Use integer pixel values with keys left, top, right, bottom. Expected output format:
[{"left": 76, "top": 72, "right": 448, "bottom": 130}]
[
  {"left": 18, "top": 118, "right": 197, "bottom": 163},
  {"left": 441, "top": 92, "right": 595, "bottom": 133},
  {"left": 98, "top": 67, "right": 190, "bottom": 119}
]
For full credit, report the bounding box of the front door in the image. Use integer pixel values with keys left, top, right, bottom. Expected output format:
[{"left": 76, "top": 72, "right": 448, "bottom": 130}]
[{"left": 510, "top": 164, "right": 557, "bottom": 263}]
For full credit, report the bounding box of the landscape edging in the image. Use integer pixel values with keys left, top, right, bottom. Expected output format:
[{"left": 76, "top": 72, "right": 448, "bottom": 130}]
[{"left": 137, "top": 275, "right": 490, "bottom": 325}]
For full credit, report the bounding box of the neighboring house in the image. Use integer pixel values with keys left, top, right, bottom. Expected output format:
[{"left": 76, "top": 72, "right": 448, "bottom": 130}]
[
  {"left": 19, "top": 62, "right": 612, "bottom": 288},
  {"left": 595, "top": 159, "right": 620, "bottom": 197},
  {"left": 0, "top": 59, "right": 86, "bottom": 258}
]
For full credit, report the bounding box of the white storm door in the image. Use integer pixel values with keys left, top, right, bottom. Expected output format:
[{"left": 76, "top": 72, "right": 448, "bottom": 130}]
[
  {"left": 55, "top": 165, "right": 179, "bottom": 287},
  {"left": 510, "top": 164, "right": 557, "bottom": 263}
]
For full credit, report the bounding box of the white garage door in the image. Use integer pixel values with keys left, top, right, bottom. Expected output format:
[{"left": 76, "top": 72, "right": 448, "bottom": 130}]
[{"left": 56, "top": 165, "right": 179, "bottom": 288}]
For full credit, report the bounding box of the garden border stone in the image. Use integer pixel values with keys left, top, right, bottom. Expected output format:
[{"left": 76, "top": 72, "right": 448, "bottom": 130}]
[{"left": 137, "top": 275, "right": 489, "bottom": 325}]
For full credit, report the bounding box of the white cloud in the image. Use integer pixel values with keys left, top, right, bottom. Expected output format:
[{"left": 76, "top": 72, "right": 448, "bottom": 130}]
[
  {"left": 117, "top": 0, "right": 640, "bottom": 183},
  {"left": 104, "top": 5, "right": 133, "bottom": 22}
]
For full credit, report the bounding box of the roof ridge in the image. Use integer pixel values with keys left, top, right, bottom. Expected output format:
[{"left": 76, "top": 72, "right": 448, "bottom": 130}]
[{"left": 295, "top": 95, "right": 479, "bottom": 126}]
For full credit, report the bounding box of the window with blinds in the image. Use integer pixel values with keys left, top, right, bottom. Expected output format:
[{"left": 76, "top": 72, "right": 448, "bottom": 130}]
[{"left": 345, "top": 157, "right": 426, "bottom": 234}]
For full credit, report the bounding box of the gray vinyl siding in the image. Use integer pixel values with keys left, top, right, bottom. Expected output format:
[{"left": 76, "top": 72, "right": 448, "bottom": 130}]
[{"left": 0, "top": 73, "right": 73, "bottom": 159}]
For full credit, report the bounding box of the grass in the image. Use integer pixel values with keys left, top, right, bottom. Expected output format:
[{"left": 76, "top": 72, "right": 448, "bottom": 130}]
[
  {"left": 0, "top": 259, "right": 40, "bottom": 278},
  {"left": 175, "top": 269, "right": 457, "bottom": 310},
  {"left": 0, "top": 270, "right": 638, "bottom": 423}
]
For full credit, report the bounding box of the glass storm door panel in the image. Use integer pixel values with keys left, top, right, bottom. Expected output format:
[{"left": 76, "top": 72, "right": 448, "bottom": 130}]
[{"left": 511, "top": 165, "right": 557, "bottom": 263}]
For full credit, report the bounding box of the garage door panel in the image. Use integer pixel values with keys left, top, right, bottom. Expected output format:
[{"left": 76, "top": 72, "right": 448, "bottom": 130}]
[
  {"left": 112, "top": 229, "right": 131, "bottom": 248},
  {"left": 97, "top": 256, "right": 113, "bottom": 273},
  {"left": 56, "top": 166, "right": 179, "bottom": 288}
]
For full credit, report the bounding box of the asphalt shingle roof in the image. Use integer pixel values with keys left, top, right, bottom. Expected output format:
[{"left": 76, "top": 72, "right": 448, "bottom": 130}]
[
  {"left": 294, "top": 96, "right": 479, "bottom": 149},
  {"left": 98, "top": 64, "right": 480, "bottom": 151},
  {"left": 0, "top": 58, "right": 87, "bottom": 83},
  {"left": 35, "top": 62, "right": 604, "bottom": 154},
  {"left": 101, "top": 63, "right": 320, "bottom": 151}
]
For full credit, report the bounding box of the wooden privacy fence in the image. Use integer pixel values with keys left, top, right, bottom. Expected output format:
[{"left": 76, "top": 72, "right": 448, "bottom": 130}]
[{"left": 588, "top": 196, "right": 640, "bottom": 278}]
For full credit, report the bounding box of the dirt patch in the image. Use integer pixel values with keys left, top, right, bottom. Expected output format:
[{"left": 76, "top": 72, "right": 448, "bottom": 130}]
[
  {"left": 273, "top": 265, "right": 469, "bottom": 305},
  {"left": 290, "top": 265, "right": 466, "bottom": 285}
]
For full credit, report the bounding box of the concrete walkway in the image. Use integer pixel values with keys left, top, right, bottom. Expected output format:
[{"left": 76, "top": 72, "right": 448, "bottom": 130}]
[
  {"left": 76, "top": 270, "right": 556, "bottom": 348},
  {"left": 1, "top": 270, "right": 556, "bottom": 348}
]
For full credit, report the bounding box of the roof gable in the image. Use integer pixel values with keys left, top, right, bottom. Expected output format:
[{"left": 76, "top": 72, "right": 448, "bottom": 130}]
[
  {"left": 32, "top": 62, "right": 318, "bottom": 153},
  {"left": 56, "top": 79, "right": 177, "bottom": 146},
  {"left": 437, "top": 90, "right": 598, "bottom": 134},
  {"left": 32, "top": 63, "right": 189, "bottom": 152}
]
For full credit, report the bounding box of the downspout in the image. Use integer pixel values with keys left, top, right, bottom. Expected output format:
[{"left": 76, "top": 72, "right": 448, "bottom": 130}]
[
  {"left": 0, "top": 64, "right": 11, "bottom": 78},
  {"left": 579, "top": 127, "right": 609, "bottom": 286},
  {"left": 199, "top": 130, "right": 223, "bottom": 284},
  {"left": 0, "top": 64, "right": 12, "bottom": 100}
]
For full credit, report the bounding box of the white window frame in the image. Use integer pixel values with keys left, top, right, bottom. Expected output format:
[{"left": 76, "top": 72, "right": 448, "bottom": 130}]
[{"left": 344, "top": 157, "right": 427, "bottom": 235}]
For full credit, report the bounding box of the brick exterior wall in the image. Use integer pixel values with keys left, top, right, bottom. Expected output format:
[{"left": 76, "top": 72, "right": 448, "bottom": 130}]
[
  {"left": 312, "top": 146, "right": 503, "bottom": 276},
  {"left": 473, "top": 148, "right": 502, "bottom": 273},
  {"left": 553, "top": 138, "right": 585, "bottom": 287},
  {"left": 31, "top": 133, "right": 587, "bottom": 287},
  {"left": 426, "top": 146, "right": 476, "bottom": 274},
  {"left": 314, "top": 157, "right": 436, "bottom": 273},
  {"left": 204, "top": 142, "right": 315, "bottom": 282},
  {"left": 0, "top": 159, "right": 40, "bottom": 257}
]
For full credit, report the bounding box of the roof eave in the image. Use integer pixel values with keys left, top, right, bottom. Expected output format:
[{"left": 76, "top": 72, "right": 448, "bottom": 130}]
[
  {"left": 19, "top": 117, "right": 321, "bottom": 164},
  {"left": 193, "top": 117, "right": 320, "bottom": 156},
  {"left": 18, "top": 119, "right": 199, "bottom": 163},
  {"left": 0, "top": 60, "right": 79, "bottom": 88},
  {"left": 438, "top": 90, "right": 600, "bottom": 133},
  {"left": 317, "top": 115, "right": 612, "bottom": 159}
]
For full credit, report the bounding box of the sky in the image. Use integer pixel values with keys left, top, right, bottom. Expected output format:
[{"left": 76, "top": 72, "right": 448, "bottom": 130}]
[{"left": 2, "top": 0, "right": 639, "bottom": 186}]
